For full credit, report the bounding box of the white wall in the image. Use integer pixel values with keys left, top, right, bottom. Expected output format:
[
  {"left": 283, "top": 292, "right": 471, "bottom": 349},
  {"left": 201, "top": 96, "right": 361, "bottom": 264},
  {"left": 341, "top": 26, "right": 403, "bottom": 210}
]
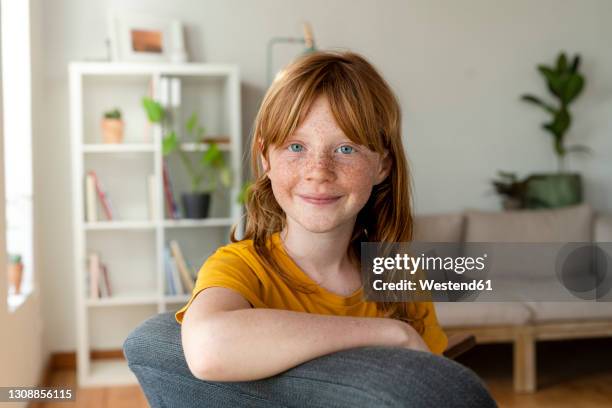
[{"left": 38, "top": 0, "right": 612, "bottom": 351}]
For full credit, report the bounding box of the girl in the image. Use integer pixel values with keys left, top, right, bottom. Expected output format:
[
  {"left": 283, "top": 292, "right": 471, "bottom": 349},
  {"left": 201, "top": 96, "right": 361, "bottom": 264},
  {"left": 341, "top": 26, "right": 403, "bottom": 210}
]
[{"left": 176, "top": 50, "right": 448, "bottom": 382}]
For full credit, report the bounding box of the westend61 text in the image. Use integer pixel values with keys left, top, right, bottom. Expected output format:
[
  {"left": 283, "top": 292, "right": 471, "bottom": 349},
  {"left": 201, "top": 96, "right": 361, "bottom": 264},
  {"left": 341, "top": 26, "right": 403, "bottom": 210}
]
[{"left": 372, "top": 279, "right": 493, "bottom": 291}]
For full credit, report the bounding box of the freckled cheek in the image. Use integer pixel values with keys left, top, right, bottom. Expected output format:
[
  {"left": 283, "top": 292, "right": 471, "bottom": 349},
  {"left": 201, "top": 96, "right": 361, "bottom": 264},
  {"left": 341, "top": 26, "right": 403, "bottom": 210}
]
[
  {"left": 335, "top": 161, "right": 378, "bottom": 202},
  {"left": 269, "top": 161, "right": 300, "bottom": 198}
]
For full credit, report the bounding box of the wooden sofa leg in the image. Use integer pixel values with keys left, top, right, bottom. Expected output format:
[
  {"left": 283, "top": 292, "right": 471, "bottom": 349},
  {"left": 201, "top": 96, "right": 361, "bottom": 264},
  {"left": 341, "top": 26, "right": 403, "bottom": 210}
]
[{"left": 514, "top": 330, "right": 536, "bottom": 393}]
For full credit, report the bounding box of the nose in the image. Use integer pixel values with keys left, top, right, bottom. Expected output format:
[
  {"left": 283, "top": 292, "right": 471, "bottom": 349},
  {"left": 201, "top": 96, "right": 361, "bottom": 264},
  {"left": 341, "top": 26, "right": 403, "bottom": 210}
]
[{"left": 304, "top": 152, "right": 336, "bottom": 183}]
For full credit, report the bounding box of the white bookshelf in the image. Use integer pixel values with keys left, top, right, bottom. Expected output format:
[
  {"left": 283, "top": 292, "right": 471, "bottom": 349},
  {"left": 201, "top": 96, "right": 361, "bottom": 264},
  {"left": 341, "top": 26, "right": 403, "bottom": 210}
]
[{"left": 69, "top": 62, "right": 243, "bottom": 387}]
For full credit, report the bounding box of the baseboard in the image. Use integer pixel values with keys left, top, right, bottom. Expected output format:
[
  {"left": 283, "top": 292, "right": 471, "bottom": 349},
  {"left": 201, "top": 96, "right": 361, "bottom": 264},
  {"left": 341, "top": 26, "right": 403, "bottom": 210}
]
[{"left": 49, "top": 349, "right": 125, "bottom": 370}]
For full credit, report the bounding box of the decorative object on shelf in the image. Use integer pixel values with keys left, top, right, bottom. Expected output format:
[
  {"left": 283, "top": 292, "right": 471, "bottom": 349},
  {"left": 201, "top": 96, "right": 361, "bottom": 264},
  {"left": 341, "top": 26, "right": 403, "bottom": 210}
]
[
  {"left": 169, "top": 20, "right": 188, "bottom": 63},
  {"left": 267, "top": 22, "right": 317, "bottom": 85},
  {"left": 520, "top": 51, "right": 589, "bottom": 209},
  {"left": 7, "top": 253, "right": 23, "bottom": 295},
  {"left": 491, "top": 171, "right": 528, "bottom": 210},
  {"left": 101, "top": 108, "right": 124, "bottom": 144},
  {"left": 142, "top": 97, "right": 232, "bottom": 219},
  {"left": 108, "top": 11, "right": 187, "bottom": 62}
]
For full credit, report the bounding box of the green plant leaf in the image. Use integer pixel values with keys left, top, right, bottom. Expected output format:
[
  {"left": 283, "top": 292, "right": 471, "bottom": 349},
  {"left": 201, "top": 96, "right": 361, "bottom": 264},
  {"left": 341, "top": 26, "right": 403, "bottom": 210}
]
[
  {"left": 563, "top": 74, "right": 584, "bottom": 103},
  {"left": 142, "top": 97, "right": 164, "bottom": 123},
  {"left": 104, "top": 108, "right": 122, "bottom": 119},
  {"left": 186, "top": 112, "right": 198, "bottom": 133},
  {"left": 570, "top": 55, "right": 581, "bottom": 73},
  {"left": 521, "top": 95, "right": 556, "bottom": 114},
  {"left": 556, "top": 52, "right": 568, "bottom": 73},
  {"left": 162, "top": 131, "right": 178, "bottom": 156},
  {"left": 201, "top": 143, "right": 223, "bottom": 167},
  {"left": 538, "top": 65, "right": 563, "bottom": 98}
]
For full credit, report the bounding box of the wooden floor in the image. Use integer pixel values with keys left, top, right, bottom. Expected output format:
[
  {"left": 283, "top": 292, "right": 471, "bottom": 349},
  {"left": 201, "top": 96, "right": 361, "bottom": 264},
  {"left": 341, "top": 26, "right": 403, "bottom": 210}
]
[{"left": 35, "top": 338, "right": 612, "bottom": 408}]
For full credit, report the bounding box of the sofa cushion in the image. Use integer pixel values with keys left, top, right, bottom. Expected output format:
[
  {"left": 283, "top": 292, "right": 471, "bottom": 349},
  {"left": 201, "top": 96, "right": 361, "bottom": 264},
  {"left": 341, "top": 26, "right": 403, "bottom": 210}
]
[
  {"left": 434, "top": 302, "right": 532, "bottom": 327},
  {"left": 595, "top": 214, "right": 612, "bottom": 242},
  {"left": 526, "top": 301, "right": 612, "bottom": 322},
  {"left": 413, "top": 214, "right": 464, "bottom": 242},
  {"left": 464, "top": 204, "right": 593, "bottom": 242}
]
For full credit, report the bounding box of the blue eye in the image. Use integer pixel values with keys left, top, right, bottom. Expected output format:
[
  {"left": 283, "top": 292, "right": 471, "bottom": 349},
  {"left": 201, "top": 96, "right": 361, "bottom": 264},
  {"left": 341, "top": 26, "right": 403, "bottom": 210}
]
[
  {"left": 336, "top": 145, "right": 354, "bottom": 154},
  {"left": 288, "top": 143, "right": 303, "bottom": 152}
]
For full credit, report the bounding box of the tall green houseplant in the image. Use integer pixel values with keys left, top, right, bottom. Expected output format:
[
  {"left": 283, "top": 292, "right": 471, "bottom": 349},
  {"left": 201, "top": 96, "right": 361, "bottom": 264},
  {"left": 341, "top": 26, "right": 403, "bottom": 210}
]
[{"left": 521, "top": 52, "right": 587, "bottom": 172}]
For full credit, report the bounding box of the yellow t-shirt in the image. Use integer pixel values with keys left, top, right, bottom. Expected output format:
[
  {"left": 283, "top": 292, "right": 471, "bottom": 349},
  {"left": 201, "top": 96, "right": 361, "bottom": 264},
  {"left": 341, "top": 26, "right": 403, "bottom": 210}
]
[{"left": 175, "top": 232, "right": 448, "bottom": 355}]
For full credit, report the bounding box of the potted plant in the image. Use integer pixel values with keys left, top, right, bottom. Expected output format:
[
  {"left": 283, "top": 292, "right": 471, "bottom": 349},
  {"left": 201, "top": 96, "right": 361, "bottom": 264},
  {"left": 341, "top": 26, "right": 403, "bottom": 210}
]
[
  {"left": 101, "top": 108, "right": 124, "bottom": 144},
  {"left": 7, "top": 253, "right": 23, "bottom": 295},
  {"left": 142, "top": 97, "right": 231, "bottom": 218},
  {"left": 520, "top": 51, "right": 588, "bottom": 208},
  {"left": 491, "top": 171, "right": 529, "bottom": 210}
]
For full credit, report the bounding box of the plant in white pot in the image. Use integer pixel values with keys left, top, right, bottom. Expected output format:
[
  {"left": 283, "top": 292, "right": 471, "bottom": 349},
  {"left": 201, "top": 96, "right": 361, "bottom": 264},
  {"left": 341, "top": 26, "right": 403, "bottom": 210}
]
[
  {"left": 520, "top": 51, "right": 590, "bottom": 208},
  {"left": 101, "top": 108, "right": 124, "bottom": 144},
  {"left": 142, "top": 97, "right": 231, "bottom": 218}
]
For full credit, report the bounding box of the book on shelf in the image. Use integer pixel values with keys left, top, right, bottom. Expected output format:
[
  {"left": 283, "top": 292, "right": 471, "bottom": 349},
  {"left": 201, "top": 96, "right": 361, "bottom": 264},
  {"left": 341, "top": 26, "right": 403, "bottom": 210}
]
[
  {"left": 98, "top": 263, "right": 113, "bottom": 297},
  {"left": 162, "top": 161, "right": 180, "bottom": 219},
  {"left": 169, "top": 240, "right": 195, "bottom": 293},
  {"left": 87, "top": 253, "right": 113, "bottom": 299},
  {"left": 164, "top": 246, "right": 182, "bottom": 295},
  {"left": 147, "top": 174, "right": 157, "bottom": 220},
  {"left": 86, "top": 170, "right": 115, "bottom": 221},
  {"left": 88, "top": 252, "right": 100, "bottom": 299},
  {"left": 85, "top": 173, "right": 97, "bottom": 222}
]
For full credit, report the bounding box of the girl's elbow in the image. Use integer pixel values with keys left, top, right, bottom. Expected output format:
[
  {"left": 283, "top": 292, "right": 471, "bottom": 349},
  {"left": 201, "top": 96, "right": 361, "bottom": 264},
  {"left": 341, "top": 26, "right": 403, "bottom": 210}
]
[
  {"left": 184, "top": 345, "right": 227, "bottom": 381},
  {"left": 182, "top": 334, "right": 232, "bottom": 381}
]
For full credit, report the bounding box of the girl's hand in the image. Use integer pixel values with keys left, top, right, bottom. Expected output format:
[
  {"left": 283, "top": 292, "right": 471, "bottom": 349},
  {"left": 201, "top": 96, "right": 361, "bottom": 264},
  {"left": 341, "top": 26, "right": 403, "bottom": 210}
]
[{"left": 392, "top": 319, "right": 431, "bottom": 353}]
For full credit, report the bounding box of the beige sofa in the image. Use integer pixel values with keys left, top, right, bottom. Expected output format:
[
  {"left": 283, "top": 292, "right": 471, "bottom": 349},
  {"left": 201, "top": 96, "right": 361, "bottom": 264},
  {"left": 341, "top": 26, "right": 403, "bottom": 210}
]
[{"left": 413, "top": 204, "right": 612, "bottom": 393}]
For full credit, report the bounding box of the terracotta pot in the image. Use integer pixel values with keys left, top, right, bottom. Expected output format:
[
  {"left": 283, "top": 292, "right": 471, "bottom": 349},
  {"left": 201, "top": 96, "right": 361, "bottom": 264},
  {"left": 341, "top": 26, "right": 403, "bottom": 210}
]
[
  {"left": 8, "top": 262, "right": 23, "bottom": 295},
  {"left": 101, "top": 118, "right": 124, "bottom": 144}
]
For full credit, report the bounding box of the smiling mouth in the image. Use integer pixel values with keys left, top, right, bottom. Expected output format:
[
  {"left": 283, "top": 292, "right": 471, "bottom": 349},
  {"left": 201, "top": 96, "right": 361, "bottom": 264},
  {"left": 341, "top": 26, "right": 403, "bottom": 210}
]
[{"left": 299, "top": 195, "right": 342, "bottom": 205}]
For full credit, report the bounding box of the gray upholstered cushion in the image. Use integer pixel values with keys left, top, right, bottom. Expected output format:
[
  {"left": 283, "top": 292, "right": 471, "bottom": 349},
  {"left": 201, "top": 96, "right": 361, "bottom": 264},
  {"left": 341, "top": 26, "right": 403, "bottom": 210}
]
[
  {"left": 435, "top": 302, "right": 532, "bottom": 327},
  {"left": 463, "top": 204, "right": 593, "bottom": 243},
  {"left": 413, "top": 213, "right": 465, "bottom": 242},
  {"left": 595, "top": 214, "right": 612, "bottom": 242}
]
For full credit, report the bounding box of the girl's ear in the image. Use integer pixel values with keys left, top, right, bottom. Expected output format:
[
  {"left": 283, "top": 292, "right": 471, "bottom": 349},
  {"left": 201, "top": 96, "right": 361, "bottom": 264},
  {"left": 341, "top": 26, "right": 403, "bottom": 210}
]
[
  {"left": 374, "top": 150, "right": 392, "bottom": 185},
  {"left": 257, "top": 138, "right": 270, "bottom": 173},
  {"left": 261, "top": 153, "right": 270, "bottom": 173}
]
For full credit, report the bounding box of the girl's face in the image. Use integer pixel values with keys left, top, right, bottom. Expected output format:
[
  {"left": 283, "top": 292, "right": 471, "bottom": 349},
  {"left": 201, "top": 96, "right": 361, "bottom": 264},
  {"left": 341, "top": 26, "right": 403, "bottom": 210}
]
[{"left": 261, "top": 95, "right": 391, "bottom": 235}]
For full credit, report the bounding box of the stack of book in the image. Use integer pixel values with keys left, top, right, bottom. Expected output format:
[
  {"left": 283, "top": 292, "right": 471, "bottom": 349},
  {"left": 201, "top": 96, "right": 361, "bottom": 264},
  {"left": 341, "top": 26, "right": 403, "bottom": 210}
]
[{"left": 164, "top": 240, "right": 197, "bottom": 295}]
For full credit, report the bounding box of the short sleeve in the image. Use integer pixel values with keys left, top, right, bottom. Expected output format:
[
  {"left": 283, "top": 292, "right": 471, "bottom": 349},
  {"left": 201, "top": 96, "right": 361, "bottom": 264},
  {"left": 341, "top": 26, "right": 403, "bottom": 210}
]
[
  {"left": 175, "top": 246, "right": 266, "bottom": 324},
  {"left": 421, "top": 302, "right": 448, "bottom": 355}
]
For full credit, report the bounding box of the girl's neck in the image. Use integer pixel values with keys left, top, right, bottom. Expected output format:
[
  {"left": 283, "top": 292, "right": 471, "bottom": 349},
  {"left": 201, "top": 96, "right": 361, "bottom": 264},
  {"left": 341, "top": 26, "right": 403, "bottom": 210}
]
[{"left": 279, "top": 222, "right": 358, "bottom": 282}]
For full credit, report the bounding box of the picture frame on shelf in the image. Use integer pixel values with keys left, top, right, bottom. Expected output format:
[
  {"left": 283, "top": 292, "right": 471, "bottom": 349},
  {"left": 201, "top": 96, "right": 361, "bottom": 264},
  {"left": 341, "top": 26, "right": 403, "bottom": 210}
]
[{"left": 107, "top": 10, "right": 188, "bottom": 63}]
